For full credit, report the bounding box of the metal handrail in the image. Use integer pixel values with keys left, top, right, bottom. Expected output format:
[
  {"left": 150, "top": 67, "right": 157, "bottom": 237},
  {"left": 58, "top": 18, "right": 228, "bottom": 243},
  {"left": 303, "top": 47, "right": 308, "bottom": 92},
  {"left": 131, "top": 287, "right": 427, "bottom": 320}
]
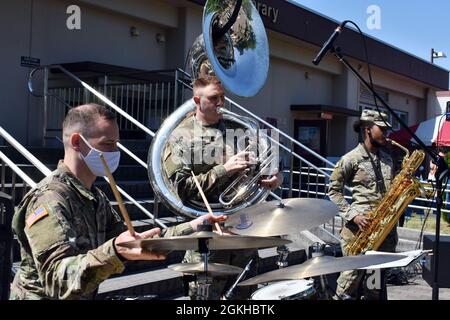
[
  {"left": 117, "top": 143, "right": 148, "bottom": 169},
  {"left": 28, "top": 65, "right": 156, "bottom": 138},
  {"left": 0, "top": 151, "right": 37, "bottom": 188},
  {"left": 0, "top": 127, "right": 51, "bottom": 176},
  {"left": 103, "top": 177, "right": 166, "bottom": 228}
]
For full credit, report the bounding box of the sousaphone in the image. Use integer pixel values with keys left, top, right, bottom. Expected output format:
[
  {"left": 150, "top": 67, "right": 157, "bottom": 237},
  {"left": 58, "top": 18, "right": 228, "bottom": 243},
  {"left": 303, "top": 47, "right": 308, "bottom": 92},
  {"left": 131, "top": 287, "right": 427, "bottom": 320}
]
[{"left": 147, "top": 0, "right": 271, "bottom": 218}]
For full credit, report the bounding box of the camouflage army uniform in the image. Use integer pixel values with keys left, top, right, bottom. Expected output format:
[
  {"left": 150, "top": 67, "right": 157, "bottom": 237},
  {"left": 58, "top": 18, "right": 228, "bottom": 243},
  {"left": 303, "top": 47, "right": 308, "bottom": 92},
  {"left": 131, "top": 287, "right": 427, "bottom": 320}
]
[
  {"left": 164, "top": 115, "right": 258, "bottom": 300},
  {"left": 328, "top": 143, "right": 398, "bottom": 299},
  {"left": 10, "top": 162, "right": 194, "bottom": 300}
]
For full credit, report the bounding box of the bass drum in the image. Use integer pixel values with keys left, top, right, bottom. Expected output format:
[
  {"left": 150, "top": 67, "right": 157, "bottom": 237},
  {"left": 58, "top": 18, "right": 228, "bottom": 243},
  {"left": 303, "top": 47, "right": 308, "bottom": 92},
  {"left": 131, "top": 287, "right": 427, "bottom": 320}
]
[{"left": 251, "top": 279, "right": 317, "bottom": 300}]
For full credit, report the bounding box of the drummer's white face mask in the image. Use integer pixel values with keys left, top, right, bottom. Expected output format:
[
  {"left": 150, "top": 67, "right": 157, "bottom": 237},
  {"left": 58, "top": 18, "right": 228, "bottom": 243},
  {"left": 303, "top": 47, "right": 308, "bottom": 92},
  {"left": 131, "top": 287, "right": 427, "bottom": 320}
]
[{"left": 79, "top": 134, "right": 120, "bottom": 177}]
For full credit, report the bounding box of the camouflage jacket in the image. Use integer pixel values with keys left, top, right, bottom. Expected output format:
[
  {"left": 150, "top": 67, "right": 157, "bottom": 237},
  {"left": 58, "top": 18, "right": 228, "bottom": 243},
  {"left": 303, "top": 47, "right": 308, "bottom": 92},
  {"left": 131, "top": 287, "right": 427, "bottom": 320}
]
[
  {"left": 164, "top": 115, "right": 237, "bottom": 204},
  {"left": 10, "top": 162, "right": 193, "bottom": 300},
  {"left": 328, "top": 143, "right": 394, "bottom": 222}
]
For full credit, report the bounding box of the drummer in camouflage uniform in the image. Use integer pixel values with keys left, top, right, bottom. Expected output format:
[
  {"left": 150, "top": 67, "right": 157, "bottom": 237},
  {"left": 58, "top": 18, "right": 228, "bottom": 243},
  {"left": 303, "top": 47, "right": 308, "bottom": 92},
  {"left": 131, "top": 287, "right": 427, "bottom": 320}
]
[
  {"left": 328, "top": 109, "right": 398, "bottom": 300},
  {"left": 10, "top": 103, "right": 225, "bottom": 300}
]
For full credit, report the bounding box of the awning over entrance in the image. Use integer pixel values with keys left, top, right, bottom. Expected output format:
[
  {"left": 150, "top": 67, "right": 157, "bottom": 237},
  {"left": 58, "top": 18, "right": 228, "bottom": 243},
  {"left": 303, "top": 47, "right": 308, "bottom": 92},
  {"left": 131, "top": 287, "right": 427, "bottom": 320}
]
[{"left": 290, "top": 104, "right": 360, "bottom": 117}]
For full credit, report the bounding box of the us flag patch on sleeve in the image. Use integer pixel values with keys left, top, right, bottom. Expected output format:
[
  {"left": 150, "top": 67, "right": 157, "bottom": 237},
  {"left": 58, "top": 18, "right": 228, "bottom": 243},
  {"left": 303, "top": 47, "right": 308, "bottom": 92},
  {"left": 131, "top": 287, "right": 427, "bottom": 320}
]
[{"left": 26, "top": 206, "right": 49, "bottom": 228}]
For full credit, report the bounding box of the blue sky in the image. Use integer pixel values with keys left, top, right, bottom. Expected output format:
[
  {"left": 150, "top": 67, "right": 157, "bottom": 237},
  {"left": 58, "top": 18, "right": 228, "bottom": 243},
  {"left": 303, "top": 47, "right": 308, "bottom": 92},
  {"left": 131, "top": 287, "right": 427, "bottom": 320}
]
[{"left": 289, "top": 0, "right": 450, "bottom": 81}]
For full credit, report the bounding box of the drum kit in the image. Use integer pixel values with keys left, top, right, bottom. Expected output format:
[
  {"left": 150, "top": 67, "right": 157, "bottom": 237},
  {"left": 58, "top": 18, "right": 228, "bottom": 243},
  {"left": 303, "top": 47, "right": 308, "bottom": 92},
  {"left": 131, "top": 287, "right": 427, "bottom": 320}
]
[{"left": 118, "top": 197, "right": 406, "bottom": 300}]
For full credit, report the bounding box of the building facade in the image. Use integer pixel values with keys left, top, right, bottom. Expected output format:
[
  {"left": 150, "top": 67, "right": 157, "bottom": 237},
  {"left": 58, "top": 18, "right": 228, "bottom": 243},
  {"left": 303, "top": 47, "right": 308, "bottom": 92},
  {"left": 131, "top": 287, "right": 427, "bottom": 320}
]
[{"left": 1, "top": 0, "right": 448, "bottom": 160}]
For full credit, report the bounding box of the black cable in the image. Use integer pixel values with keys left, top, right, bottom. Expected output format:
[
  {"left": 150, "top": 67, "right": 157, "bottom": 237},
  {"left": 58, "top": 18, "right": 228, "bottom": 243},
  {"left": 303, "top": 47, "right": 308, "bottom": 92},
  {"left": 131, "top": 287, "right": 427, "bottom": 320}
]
[{"left": 416, "top": 182, "right": 437, "bottom": 250}]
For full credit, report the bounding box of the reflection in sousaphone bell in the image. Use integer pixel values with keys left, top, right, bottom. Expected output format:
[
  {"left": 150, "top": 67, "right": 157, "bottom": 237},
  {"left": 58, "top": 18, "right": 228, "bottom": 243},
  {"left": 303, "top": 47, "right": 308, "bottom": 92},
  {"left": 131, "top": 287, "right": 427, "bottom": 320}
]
[{"left": 190, "top": 0, "right": 269, "bottom": 97}]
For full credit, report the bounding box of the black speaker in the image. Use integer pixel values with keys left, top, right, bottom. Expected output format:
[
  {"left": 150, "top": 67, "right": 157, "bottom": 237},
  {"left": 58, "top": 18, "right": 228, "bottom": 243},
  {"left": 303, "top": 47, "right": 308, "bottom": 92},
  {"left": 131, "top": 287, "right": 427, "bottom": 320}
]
[{"left": 422, "top": 234, "right": 450, "bottom": 288}]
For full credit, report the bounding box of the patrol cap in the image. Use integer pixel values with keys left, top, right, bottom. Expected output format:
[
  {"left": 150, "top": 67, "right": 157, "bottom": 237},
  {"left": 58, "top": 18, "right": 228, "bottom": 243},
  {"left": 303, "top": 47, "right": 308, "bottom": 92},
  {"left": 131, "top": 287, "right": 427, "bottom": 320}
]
[{"left": 360, "top": 109, "right": 391, "bottom": 128}]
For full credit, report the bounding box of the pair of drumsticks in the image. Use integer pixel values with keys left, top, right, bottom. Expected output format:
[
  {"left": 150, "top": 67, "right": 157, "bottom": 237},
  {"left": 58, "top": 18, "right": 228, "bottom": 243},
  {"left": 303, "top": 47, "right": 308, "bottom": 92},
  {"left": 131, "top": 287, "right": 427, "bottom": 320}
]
[{"left": 99, "top": 154, "right": 222, "bottom": 237}]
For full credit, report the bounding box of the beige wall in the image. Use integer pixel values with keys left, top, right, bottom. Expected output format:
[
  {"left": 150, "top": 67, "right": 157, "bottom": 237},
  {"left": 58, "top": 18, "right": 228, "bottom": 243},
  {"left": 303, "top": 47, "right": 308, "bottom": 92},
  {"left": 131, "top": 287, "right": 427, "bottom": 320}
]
[
  {"left": 437, "top": 93, "right": 450, "bottom": 115},
  {"left": 228, "top": 55, "right": 335, "bottom": 137},
  {"left": 1, "top": 0, "right": 177, "bottom": 146}
]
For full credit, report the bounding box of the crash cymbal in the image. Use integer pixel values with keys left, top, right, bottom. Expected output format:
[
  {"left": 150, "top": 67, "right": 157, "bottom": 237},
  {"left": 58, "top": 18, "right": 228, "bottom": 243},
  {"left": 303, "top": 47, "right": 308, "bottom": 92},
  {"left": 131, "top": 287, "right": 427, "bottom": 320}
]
[
  {"left": 118, "top": 231, "right": 291, "bottom": 251},
  {"left": 168, "top": 262, "right": 243, "bottom": 276},
  {"left": 225, "top": 198, "right": 339, "bottom": 237},
  {"left": 238, "top": 254, "right": 407, "bottom": 286}
]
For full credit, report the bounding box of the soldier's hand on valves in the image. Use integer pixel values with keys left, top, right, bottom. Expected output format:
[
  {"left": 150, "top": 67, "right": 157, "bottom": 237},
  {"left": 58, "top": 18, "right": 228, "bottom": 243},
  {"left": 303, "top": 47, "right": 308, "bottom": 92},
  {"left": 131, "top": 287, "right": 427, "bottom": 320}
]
[
  {"left": 353, "top": 215, "right": 371, "bottom": 231},
  {"left": 114, "top": 228, "right": 166, "bottom": 261},
  {"left": 260, "top": 169, "right": 284, "bottom": 189},
  {"left": 223, "top": 151, "right": 254, "bottom": 175}
]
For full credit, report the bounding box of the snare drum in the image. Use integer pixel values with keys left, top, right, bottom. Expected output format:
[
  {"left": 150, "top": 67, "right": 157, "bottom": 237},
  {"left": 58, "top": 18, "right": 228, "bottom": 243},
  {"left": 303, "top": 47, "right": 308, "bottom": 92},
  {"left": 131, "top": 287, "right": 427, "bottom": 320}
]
[{"left": 251, "top": 279, "right": 317, "bottom": 300}]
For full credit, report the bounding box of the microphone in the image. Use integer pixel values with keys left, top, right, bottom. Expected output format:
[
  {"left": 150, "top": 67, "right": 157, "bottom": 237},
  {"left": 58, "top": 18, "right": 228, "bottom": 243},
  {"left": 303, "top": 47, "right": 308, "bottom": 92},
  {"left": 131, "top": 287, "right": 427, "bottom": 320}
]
[{"left": 312, "top": 22, "right": 345, "bottom": 65}]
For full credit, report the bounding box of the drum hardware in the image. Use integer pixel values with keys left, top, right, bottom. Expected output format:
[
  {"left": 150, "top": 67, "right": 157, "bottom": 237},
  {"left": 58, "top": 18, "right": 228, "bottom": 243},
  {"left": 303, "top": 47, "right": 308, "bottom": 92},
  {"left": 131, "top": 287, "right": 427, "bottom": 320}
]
[
  {"left": 276, "top": 244, "right": 290, "bottom": 268},
  {"left": 132, "top": 222, "right": 290, "bottom": 300},
  {"left": 309, "top": 242, "right": 332, "bottom": 300},
  {"left": 223, "top": 258, "right": 254, "bottom": 300},
  {"left": 195, "top": 223, "right": 212, "bottom": 300}
]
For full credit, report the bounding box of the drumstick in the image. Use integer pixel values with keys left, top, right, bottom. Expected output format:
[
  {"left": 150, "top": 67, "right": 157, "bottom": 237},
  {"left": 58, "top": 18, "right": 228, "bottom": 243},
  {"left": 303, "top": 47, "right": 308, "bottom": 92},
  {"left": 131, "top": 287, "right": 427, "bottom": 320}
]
[
  {"left": 99, "top": 153, "right": 136, "bottom": 237},
  {"left": 190, "top": 171, "right": 223, "bottom": 235}
]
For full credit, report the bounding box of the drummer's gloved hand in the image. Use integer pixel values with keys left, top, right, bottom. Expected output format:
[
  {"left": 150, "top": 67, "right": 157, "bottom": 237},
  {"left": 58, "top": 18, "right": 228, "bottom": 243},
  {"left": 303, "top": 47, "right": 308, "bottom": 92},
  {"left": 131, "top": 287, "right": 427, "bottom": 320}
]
[
  {"left": 113, "top": 228, "right": 167, "bottom": 261},
  {"left": 190, "top": 212, "right": 227, "bottom": 231}
]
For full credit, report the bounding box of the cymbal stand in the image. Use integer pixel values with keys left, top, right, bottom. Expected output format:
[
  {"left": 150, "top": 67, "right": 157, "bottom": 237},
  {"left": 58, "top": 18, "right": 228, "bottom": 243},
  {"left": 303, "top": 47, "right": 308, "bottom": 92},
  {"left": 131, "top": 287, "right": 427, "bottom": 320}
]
[
  {"left": 310, "top": 242, "right": 331, "bottom": 300},
  {"left": 195, "top": 223, "right": 213, "bottom": 300},
  {"left": 223, "top": 259, "right": 254, "bottom": 300},
  {"left": 276, "top": 244, "right": 290, "bottom": 268}
]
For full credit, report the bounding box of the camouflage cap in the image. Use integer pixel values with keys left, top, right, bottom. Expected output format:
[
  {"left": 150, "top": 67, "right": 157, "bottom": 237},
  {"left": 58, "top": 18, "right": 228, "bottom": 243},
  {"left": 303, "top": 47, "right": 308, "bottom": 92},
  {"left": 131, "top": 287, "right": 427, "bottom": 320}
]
[{"left": 360, "top": 109, "right": 391, "bottom": 128}]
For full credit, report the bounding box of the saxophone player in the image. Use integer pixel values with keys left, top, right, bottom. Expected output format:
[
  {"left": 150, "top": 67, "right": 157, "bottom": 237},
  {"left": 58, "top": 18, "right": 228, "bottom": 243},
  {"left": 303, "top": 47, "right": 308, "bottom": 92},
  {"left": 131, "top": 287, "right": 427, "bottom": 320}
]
[{"left": 328, "top": 109, "right": 398, "bottom": 300}]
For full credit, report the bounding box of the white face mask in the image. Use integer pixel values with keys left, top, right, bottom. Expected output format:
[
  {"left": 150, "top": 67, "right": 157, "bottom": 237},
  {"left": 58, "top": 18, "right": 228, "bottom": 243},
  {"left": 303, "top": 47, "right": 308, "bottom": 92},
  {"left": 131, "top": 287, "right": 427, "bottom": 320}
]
[{"left": 79, "top": 134, "right": 120, "bottom": 177}]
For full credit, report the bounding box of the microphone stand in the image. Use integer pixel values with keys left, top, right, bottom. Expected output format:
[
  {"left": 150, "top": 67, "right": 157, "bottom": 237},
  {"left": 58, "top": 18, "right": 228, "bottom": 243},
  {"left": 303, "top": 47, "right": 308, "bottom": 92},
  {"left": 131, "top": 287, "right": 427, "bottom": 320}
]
[{"left": 327, "top": 46, "right": 446, "bottom": 300}]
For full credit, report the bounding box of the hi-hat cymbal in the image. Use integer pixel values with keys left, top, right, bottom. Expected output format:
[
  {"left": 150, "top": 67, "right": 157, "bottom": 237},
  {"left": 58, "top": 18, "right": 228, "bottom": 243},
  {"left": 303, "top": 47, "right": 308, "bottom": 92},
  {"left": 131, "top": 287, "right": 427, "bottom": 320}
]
[
  {"left": 238, "top": 254, "right": 406, "bottom": 286},
  {"left": 168, "top": 262, "right": 243, "bottom": 277},
  {"left": 225, "top": 198, "right": 339, "bottom": 237},
  {"left": 118, "top": 231, "right": 291, "bottom": 251}
]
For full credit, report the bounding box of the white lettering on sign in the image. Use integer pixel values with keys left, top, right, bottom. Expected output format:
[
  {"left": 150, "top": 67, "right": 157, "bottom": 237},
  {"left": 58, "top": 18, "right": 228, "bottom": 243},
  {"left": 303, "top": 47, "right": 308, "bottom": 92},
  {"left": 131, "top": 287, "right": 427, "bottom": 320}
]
[{"left": 254, "top": 1, "right": 279, "bottom": 24}]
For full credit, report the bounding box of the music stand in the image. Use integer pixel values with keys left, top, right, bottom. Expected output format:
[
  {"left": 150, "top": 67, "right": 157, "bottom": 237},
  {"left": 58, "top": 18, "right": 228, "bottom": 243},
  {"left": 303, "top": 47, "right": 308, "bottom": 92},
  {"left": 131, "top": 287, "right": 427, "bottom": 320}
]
[{"left": 360, "top": 250, "right": 431, "bottom": 300}]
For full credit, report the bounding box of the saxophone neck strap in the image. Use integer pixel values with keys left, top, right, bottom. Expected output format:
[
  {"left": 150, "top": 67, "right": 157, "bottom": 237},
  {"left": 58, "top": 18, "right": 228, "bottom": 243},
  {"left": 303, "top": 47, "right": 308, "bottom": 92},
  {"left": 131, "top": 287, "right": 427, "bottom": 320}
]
[{"left": 362, "top": 143, "right": 386, "bottom": 196}]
